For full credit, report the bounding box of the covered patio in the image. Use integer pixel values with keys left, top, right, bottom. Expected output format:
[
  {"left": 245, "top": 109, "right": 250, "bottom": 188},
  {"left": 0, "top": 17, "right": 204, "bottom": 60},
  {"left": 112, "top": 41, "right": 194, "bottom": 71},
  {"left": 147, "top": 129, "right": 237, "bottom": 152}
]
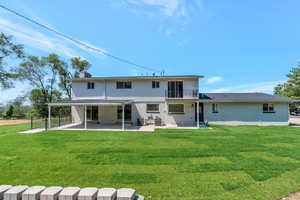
[{"left": 48, "top": 99, "right": 133, "bottom": 131}]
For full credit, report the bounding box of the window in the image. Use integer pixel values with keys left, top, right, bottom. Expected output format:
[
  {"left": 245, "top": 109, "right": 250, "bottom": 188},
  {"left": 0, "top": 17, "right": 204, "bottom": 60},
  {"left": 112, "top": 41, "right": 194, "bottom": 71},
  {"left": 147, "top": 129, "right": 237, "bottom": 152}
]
[
  {"left": 263, "top": 104, "right": 275, "bottom": 113},
  {"left": 116, "top": 81, "right": 132, "bottom": 89},
  {"left": 87, "top": 82, "right": 94, "bottom": 89},
  {"left": 212, "top": 104, "right": 218, "bottom": 113},
  {"left": 147, "top": 104, "right": 159, "bottom": 113},
  {"left": 168, "top": 104, "right": 184, "bottom": 114},
  {"left": 152, "top": 81, "right": 160, "bottom": 88}
]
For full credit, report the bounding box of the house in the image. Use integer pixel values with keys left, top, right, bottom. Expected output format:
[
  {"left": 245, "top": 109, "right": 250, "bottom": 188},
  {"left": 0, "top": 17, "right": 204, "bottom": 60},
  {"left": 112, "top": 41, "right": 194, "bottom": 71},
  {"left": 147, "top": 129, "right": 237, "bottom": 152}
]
[{"left": 48, "top": 72, "right": 294, "bottom": 130}]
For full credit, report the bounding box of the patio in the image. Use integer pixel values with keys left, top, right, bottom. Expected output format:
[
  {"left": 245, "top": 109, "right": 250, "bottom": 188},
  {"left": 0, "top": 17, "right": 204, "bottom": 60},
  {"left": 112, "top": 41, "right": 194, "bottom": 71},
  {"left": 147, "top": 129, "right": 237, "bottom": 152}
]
[
  {"left": 48, "top": 99, "right": 133, "bottom": 131},
  {"left": 52, "top": 122, "right": 156, "bottom": 132}
]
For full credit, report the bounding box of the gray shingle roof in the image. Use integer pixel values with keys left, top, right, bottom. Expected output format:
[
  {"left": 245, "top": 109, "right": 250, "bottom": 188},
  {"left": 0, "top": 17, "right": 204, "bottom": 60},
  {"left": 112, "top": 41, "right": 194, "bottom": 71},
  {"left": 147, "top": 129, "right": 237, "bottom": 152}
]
[{"left": 199, "top": 93, "right": 294, "bottom": 103}]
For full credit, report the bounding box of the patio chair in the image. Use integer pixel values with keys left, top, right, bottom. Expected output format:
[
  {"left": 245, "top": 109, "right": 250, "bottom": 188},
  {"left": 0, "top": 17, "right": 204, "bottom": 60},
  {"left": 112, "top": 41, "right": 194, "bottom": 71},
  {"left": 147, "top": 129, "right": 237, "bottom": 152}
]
[{"left": 155, "top": 117, "right": 162, "bottom": 126}]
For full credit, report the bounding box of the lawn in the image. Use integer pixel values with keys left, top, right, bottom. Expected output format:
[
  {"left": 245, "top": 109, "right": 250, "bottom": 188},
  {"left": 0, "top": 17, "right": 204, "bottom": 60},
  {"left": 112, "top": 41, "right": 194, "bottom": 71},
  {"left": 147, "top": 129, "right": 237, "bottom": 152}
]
[{"left": 1, "top": 124, "right": 300, "bottom": 199}]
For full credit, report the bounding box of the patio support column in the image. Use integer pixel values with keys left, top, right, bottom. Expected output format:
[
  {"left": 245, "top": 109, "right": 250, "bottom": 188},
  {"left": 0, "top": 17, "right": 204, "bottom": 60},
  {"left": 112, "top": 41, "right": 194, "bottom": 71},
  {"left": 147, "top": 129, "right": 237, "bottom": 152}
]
[
  {"left": 84, "top": 105, "right": 87, "bottom": 129},
  {"left": 48, "top": 105, "right": 51, "bottom": 129},
  {"left": 122, "top": 103, "right": 125, "bottom": 131},
  {"left": 196, "top": 101, "right": 199, "bottom": 128}
]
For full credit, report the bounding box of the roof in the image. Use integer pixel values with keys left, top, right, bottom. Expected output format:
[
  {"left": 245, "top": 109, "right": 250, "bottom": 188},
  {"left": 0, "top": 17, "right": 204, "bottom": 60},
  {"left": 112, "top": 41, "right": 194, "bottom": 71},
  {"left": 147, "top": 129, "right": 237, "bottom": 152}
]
[
  {"left": 72, "top": 75, "right": 203, "bottom": 82},
  {"left": 48, "top": 99, "right": 132, "bottom": 106},
  {"left": 199, "top": 93, "right": 294, "bottom": 103}
]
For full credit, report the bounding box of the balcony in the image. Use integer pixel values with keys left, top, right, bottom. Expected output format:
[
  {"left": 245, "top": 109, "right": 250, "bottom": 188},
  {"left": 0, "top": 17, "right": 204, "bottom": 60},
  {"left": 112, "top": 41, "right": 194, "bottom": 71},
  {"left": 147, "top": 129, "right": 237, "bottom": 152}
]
[{"left": 165, "top": 89, "right": 199, "bottom": 99}]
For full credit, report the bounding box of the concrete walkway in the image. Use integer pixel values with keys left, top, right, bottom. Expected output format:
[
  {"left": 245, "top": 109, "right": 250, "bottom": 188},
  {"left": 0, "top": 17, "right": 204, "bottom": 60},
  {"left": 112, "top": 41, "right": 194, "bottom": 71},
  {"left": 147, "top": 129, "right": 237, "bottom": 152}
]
[{"left": 20, "top": 128, "right": 45, "bottom": 134}]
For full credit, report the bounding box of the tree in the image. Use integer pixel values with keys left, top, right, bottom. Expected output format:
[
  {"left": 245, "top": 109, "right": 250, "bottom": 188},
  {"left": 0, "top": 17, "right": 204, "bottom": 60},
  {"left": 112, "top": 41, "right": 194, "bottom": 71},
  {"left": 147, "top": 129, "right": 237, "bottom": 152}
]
[
  {"left": 4, "top": 105, "right": 14, "bottom": 119},
  {"left": 29, "top": 89, "right": 62, "bottom": 117},
  {"left": 274, "top": 62, "right": 300, "bottom": 99},
  {"left": 8, "top": 95, "right": 29, "bottom": 118},
  {"left": 0, "top": 33, "right": 24, "bottom": 89},
  {"left": 274, "top": 62, "right": 300, "bottom": 112},
  {"left": 17, "top": 55, "right": 61, "bottom": 117},
  {"left": 57, "top": 56, "right": 91, "bottom": 99},
  {"left": 71, "top": 57, "right": 91, "bottom": 78}
]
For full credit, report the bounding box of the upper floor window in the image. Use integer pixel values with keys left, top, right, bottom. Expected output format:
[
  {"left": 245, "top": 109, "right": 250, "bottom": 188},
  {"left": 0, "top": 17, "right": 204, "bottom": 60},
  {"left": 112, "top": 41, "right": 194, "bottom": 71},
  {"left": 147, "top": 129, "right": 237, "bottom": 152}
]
[
  {"left": 147, "top": 104, "right": 159, "bottom": 113},
  {"left": 87, "top": 82, "right": 94, "bottom": 89},
  {"left": 263, "top": 104, "right": 274, "bottom": 113},
  {"left": 116, "top": 81, "right": 132, "bottom": 89},
  {"left": 168, "top": 104, "right": 184, "bottom": 114},
  {"left": 212, "top": 104, "right": 218, "bottom": 113},
  {"left": 152, "top": 81, "right": 160, "bottom": 88}
]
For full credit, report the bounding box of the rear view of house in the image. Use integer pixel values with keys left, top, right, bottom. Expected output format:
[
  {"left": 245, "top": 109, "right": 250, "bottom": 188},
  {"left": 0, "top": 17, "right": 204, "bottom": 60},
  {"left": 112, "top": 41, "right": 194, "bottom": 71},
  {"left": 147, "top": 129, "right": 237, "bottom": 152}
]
[{"left": 49, "top": 72, "right": 293, "bottom": 130}]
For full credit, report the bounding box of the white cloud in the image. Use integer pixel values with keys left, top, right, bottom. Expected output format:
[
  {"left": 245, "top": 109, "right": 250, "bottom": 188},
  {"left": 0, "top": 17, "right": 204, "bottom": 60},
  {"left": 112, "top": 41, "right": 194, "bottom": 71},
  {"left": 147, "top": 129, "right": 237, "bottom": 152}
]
[
  {"left": 0, "top": 18, "right": 109, "bottom": 58},
  {"left": 119, "top": 0, "right": 203, "bottom": 19},
  {"left": 206, "top": 76, "right": 223, "bottom": 84},
  {"left": 126, "top": 0, "right": 181, "bottom": 17},
  {"left": 208, "top": 80, "right": 285, "bottom": 93}
]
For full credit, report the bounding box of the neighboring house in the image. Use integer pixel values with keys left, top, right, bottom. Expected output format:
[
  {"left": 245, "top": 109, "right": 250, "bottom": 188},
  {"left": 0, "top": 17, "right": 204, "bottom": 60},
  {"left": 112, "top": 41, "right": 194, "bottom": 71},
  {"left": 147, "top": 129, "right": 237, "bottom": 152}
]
[{"left": 48, "top": 72, "right": 294, "bottom": 129}]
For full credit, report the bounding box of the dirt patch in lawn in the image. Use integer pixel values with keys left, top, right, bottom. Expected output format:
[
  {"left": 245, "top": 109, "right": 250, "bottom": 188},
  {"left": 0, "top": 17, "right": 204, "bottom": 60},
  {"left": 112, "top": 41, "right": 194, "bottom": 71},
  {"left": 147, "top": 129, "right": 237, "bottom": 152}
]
[
  {"left": 0, "top": 119, "right": 29, "bottom": 125},
  {"left": 281, "top": 191, "right": 300, "bottom": 200}
]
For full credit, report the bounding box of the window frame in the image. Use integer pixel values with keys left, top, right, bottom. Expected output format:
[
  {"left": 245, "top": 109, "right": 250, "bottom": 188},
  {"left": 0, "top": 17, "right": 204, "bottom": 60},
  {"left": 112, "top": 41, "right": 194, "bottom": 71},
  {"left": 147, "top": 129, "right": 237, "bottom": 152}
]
[
  {"left": 168, "top": 104, "right": 184, "bottom": 114},
  {"left": 152, "top": 81, "right": 160, "bottom": 89},
  {"left": 212, "top": 103, "right": 218, "bottom": 113},
  {"left": 263, "top": 104, "right": 275, "bottom": 113},
  {"left": 116, "top": 81, "right": 132, "bottom": 89},
  {"left": 146, "top": 104, "right": 160, "bottom": 113},
  {"left": 87, "top": 82, "right": 95, "bottom": 89}
]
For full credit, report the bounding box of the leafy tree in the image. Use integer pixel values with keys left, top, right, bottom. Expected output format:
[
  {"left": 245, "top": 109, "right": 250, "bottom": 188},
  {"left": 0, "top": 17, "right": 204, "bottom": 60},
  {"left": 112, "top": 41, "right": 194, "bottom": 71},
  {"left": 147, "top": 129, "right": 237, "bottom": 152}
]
[
  {"left": 0, "top": 33, "right": 24, "bottom": 89},
  {"left": 71, "top": 57, "right": 91, "bottom": 78},
  {"left": 17, "top": 55, "right": 62, "bottom": 117},
  {"left": 274, "top": 62, "right": 300, "bottom": 111},
  {"left": 4, "top": 105, "right": 14, "bottom": 119},
  {"left": 274, "top": 62, "right": 300, "bottom": 99},
  {"left": 29, "top": 89, "right": 62, "bottom": 117},
  {"left": 57, "top": 56, "right": 91, "bottom": 99},
  {"left": 8, "top": 95, "right": 29, "bottom": 118}
]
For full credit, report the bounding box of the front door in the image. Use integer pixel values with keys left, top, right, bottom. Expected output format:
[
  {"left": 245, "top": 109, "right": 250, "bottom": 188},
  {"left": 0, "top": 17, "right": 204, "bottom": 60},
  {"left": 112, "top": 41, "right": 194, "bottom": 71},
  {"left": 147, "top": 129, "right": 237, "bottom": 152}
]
[{"left": 195, "top": 103, "right": 204, "bottom": 122}]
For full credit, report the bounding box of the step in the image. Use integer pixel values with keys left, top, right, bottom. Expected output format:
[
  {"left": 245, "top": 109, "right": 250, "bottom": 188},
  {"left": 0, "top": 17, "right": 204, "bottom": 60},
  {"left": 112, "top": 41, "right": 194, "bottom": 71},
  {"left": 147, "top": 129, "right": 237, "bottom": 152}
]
[
  {"left": 40, "top": 187, "right": 63, "bottom": 200},
  {"left": 78, "top": 188, "right": 97, "bottom": 200},
  {"left": 97, "top": 188, "right": 117, "bottom": 200},
  {"left": 58, "top": 187, "right": 80, "bottom": 200},
  {"left": 22, "top": 186, "right": 46, "bottom": 200},
  {"left": 117, "top": 189, "right": 135, "bottom": 200},
  {"left": 0, "top": 186, "right": 12, "bottom": 200},
  {"left": 4, "top": 186, "right": 29, "bottom": 200}
]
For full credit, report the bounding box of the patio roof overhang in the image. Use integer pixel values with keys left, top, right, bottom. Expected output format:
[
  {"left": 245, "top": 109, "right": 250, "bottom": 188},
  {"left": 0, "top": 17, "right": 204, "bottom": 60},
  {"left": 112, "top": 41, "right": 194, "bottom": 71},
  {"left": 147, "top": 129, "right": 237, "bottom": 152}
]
[{"left": 48, "top": 99, "right": 133, "bottom": 106}]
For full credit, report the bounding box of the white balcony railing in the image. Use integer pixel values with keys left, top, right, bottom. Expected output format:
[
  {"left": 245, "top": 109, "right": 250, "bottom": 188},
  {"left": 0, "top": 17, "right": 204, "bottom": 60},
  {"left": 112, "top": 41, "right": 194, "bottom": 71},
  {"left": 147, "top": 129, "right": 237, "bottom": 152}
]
[{"left": 165, "top": 89, "right": 199, "bottom": 99}]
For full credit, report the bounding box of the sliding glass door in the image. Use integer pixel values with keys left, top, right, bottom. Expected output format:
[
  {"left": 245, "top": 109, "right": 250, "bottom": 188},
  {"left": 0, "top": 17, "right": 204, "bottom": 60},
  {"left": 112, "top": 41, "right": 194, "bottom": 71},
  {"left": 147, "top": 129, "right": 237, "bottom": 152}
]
[{"left": 168, "top": 81, "right": 183, "bottom": 98}]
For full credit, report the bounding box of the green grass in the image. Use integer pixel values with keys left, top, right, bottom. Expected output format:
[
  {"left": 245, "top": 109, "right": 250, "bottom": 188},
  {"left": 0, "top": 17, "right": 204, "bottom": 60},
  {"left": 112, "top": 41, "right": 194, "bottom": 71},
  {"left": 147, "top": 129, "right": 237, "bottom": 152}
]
[{"left": 1, "top": 124, "right": 300, "bottom": 199}]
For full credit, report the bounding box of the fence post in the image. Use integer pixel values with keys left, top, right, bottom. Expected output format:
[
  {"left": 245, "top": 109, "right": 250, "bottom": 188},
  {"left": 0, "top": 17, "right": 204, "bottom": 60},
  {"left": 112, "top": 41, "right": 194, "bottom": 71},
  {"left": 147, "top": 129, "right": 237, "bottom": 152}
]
[{"left": 31, "top": 116, "right": 33, "bottom": 129}]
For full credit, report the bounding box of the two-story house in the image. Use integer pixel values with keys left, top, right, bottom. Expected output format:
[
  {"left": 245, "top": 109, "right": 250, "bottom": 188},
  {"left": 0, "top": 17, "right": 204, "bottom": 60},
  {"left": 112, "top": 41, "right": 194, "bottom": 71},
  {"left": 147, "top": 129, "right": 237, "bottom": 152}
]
[{"left": 48, "top": 72, "right": 294, "bottom": 130}]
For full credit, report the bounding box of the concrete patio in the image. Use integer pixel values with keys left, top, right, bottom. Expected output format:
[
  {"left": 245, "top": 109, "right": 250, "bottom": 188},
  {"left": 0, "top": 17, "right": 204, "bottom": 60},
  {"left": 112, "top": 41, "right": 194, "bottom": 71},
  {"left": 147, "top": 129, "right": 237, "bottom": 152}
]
[{"left": 52, "top": 122, "right": 156, "bottom": 132}]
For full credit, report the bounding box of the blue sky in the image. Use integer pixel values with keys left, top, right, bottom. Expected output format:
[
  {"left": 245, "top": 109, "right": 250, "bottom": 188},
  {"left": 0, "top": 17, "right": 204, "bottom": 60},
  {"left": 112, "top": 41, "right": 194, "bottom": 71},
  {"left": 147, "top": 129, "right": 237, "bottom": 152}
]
[{"left": 0, "top": 0, "right": 299, "bottom": 104}]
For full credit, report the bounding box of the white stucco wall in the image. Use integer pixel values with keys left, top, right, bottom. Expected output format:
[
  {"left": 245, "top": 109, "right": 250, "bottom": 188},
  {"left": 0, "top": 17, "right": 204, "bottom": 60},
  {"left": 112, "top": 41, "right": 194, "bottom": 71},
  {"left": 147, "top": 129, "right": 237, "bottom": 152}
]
[
  {"left": 99, "top": 105, "right": 118, "bottom": 124},
  {"left": 131, "top": 101, "right": 196, "bottom": 126},
  {"left": 71, "top": 78, "right": 199, "bottom": 101},
  {"left": 203, "top": 102, "right": 290, "bottom": 123}
]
